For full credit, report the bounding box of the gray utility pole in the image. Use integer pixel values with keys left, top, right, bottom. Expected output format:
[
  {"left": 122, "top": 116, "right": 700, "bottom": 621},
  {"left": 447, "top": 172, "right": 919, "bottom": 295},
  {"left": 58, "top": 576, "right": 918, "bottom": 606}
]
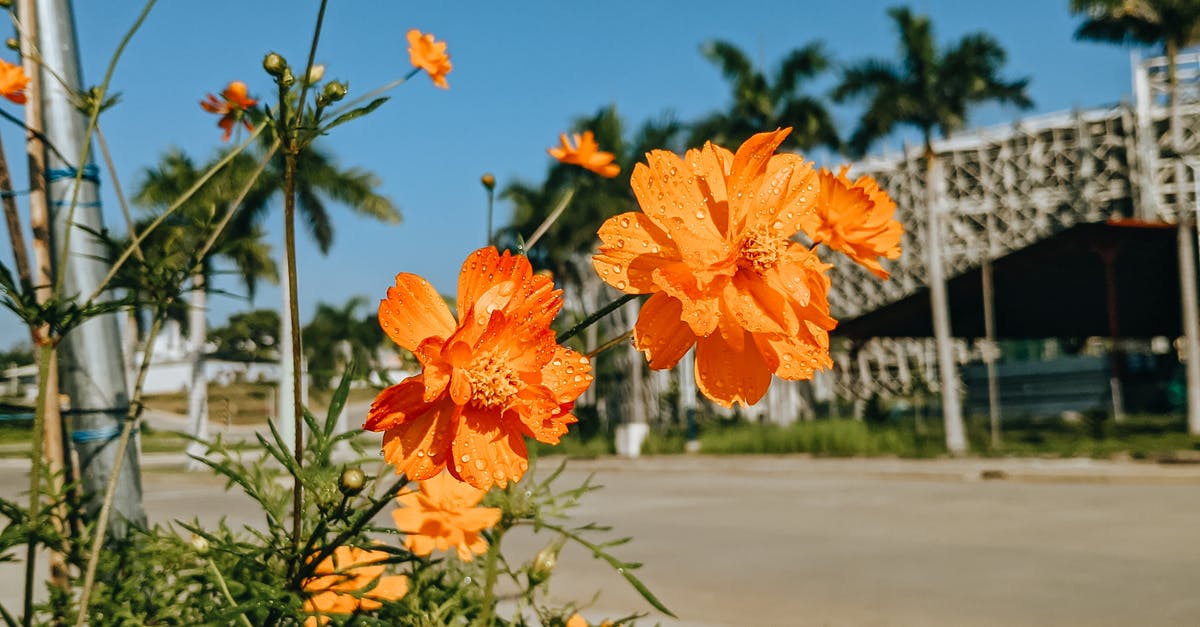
[{"left": 36, "top": 0, "right": 145, "bottom": 537}]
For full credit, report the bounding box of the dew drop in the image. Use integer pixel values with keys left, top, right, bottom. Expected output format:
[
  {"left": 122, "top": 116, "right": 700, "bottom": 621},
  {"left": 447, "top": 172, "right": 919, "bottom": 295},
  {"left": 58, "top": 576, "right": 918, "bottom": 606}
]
[
  {"left": 695, "top": 210, "right": 705, "bottom": 220},
  {"left": 416, "top": 451, "right": 425, "bottom": 458},
  {"left": 620, "top": 217, "right": 630, "bottom": 228},
  {"left": 464, "top": 576, "right": 473, "bottom": 585},
  {"left": 461, "top": 454, "right": 471, "bottom": 462},
  {"left": 617, "top": 239, "right": 626, "bottom": 248},
  {"left": 573, "top": 375, "right": 582, "bottom": 382},
  {"left": 616, "top": 281, "right": 627, "bottom": 290},
  {"left": 474, "top": 459, "right": 486, "bottom": 470}
]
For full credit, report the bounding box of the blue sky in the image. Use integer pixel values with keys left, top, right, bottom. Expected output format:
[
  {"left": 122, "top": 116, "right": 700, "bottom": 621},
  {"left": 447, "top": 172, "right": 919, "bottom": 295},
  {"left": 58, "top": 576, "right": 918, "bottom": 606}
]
[{"left": 0, "top": 0, "right": 1143, "bottom": 349}]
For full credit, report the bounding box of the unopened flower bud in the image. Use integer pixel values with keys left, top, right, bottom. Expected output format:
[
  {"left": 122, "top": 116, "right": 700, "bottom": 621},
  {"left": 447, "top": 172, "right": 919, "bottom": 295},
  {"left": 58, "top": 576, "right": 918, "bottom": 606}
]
[
  {"left": 480, "top": 173, "right": 496, "bottom": 190},
  {"left": 5, "top": 38, "right": 17, "bottom": 51},
  {"left": 189, "top": 534, "right": 209, "bottom": 553},
  {"left": 527, "top": 537, "right": 565, "bottom": 587},
  {"left": 280, "top": 67, "right": 295, "bottom": 88},
  {"left": 339, "top": 467, "right": 365, "bottom": 495},
  {"left": 305, "top": 64, "right": 326, "bottom": 85},
  {"left": 322, "top": 80, "right": 347, "bottom": 103},
  {"left": 263, "top": 52, "right": 287, "bottom": 77},
  {"left": 0, "top": 0, "right": 12, "bottom": 8}
]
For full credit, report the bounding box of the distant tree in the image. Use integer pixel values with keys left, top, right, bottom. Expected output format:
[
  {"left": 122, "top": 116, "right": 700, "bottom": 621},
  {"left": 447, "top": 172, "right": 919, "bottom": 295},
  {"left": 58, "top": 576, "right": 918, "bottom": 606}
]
[
  {"left": 301, "top": 297, "right": 385, "bottom": 389},
  {"left": 833, "top": 6, "right": 1032, "bottom": 453},
  {"left": 210, "top": 309, "right": 280, "bottom": 361},
  {"left": 689, "top": 39, "right": 840, "bottom": 152},
  {"left": 0, "top": 342, "right": 33, "bottom": 368}
]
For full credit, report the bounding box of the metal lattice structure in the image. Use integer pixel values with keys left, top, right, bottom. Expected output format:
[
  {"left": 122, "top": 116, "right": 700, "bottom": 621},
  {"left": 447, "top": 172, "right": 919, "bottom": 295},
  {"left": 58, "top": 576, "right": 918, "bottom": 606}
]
[{"left": 826, "top": 50, "right": 1200, "bottom": 404}]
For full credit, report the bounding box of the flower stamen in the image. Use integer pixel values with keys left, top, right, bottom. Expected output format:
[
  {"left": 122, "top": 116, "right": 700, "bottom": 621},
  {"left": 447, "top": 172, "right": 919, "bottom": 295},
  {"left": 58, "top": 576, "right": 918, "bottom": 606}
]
[
  {"left": 465, "top": 354, "right": 520, "bottom": 409},
  {"left": 738, "top": 225, "right": 787, "bottom": 274}
]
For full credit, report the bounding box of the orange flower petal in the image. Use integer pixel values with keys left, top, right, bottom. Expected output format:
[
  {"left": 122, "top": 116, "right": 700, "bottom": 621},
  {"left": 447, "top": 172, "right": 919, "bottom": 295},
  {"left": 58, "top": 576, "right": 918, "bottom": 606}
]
[
  {"left": 594, "top": 212, "right": 679, "bottom": 294},
  {"left": 726, "top": 128, "right": 792, "bottom": 232},
  {"left": 695, "top": 328, "right": 772, "bottom": 407},
  {"left": 686, "top": 142, "right": 734, "bottom": 235},
  {"left": 456, "top": 247, "right": 531, "bottom": 324},
  {"left": 650, "top": 262, "right": 722, "bottom": 336},
  {"left": 380, "top": 397, "right": 458, "bottom": 480},
  {"left": 539, "top": 346, "right": 594, "bottom": 404},
  {"left": 449, "top": 407, "right": 529, "bottom": 489},
  {"left": 363, "top": 379, "right": 430, "bottom": 432},
  {"left": 752, "top": 325, "right": 834, "bottom": 380},
  {"left": 631, "top": 154, "right": 728, "bottom": 265},
  {"left": 633, "top": 293, "right": 697, "bottom": 369},
  {"left": 379, "top": 273, "right": 456, "bottom": 352},
  {"left": 723, "top": 270, "right": 792, "bottom": 335}
]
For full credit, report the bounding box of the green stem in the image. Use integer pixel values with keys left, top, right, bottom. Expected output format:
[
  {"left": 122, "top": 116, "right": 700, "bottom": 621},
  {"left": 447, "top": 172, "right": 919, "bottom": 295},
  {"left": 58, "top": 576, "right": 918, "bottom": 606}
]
[
  {"left": 284, "top": 146, "right": 304, "bottom": 562},
  {"left": 88, "top": 124, "right": 264, "bottom": 304},
  {"left": 477, "top": 525, "right": 507, "bottom": 627},
  {"left": 556, "top": 293, "right": 637, "bottom": 344},
  {"left": 73, "top": 313, "right": 165, "bottom": 627},
  {"left": 207, "top": 558, "right": 254, "bottom": 627},
  {"left": 523, "top": 187, "right": 576, "bottom": 252},
  {"left": 587, "top": 329, "right": 633, "bottom": 358},
  {"left": 22, "top": 342, "right": 52, "bottom": 627},
  {"left": 325, "top": 68, "right": 419, "bottom": 121},
  {"left": 485, "top": 185, "right": 494, "bottom": 246}
]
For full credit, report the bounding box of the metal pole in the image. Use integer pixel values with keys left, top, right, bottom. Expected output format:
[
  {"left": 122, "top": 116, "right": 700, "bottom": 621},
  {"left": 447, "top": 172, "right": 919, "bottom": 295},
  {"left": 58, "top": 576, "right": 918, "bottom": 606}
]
[
  {"left": 36, "top": 0, "right": 145, "bottom": 537},
  {"left": 1184, "top": 160, "right": 1200, "bottom": 435},
  {"left": 925, "top": 152, "right": 967, "bottom": 454}
]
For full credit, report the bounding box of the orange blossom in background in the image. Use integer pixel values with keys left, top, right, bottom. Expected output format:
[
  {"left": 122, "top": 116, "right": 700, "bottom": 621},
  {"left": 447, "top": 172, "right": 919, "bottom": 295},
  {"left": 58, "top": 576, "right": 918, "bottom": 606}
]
[
  {"left": 302, "top": 546, "right": 408, "bottom": 626},
  {"left": 548, "top": 130, "right": 621, "bottom": 178},
  {"left": 391, "top": 471, "right": 502, "bottom": 561},
  {"left": 365, "top": 246, "right": 592, "bottom": 490},
  {"left": 407, "top": 29, "right": 452, "bottom": 89},
  {"left": 593, "top": 128, "right": 839, "bottom": 407},
  {"left": 803, "top": 166, "right": 902, "bottom": 279},
  {"left": 199, "top": 80, "right": 257, "bottom": 141},
  {"left": 0, "top": 59, "right": 28, "bottom": 105}
]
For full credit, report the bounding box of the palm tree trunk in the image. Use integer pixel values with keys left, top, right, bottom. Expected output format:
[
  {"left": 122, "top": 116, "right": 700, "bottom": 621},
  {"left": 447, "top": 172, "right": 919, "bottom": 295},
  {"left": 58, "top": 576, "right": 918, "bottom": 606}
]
[
  {"left": 1165, "top": 42, "right": 1200, "bottom": 436},
  {"left": 185, "top": 273, "right": 210, "bottom": 470},
  {"left": 924, "top": 143, "right": 967, "bottom": 453}
]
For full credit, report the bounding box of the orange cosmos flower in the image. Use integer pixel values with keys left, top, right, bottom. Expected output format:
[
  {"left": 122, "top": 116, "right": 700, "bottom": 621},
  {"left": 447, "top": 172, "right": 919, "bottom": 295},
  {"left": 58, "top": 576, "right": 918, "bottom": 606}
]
[
  {"left": 802, "top": 167, "right": 902, "bottom": 279},
  {"left": 593, "top": 128, "right": 836, "bottom": 407},
  {"left": 199, "top": 80, "right": 257, "bottom": 142},
  {"left": 302, "top": 546, "right": 408, "bottom": 626},
  {"left": 0, "top": 59, "right": 28, "bottom": 105},
  {"left": 407, "top": 29, "right": 452, "bottom": 89},
  {"left": 365, "top": 246, "right": 592, "bottom": 490},
  {"left": 392, "top": 471, "right": 502, "bottom": 561},
  {"left": 548, "top": 131, "right": 621, "bottom": 178}
]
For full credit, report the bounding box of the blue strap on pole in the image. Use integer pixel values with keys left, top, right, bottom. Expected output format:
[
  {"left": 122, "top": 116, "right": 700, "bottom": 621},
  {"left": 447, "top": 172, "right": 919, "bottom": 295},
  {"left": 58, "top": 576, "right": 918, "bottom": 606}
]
[
  {"left": 45, "top": 164, "right": 101, "bottom": 185},
  {"left": 71, "top": 423, "right": 136, "bottom": 444}
]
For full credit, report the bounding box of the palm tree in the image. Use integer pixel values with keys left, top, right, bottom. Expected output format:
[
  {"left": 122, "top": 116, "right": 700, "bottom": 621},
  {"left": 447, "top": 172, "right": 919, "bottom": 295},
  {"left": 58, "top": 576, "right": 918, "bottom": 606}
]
[
  {"left": 833, "top": 6, "right": 1032, "bottom": 453},
  {"left": 228, "top": 133, "right": 400, "bottom": 444},
  {"left": 1072, "top": 0, "right": 1200, "bottom": 435},
  {"left": 689, "top": 40, "right": 840, "bottom": 152},
  {"left": 301, "top": 296, "right": 384, "bottom": 390},
  {"left": 133, "top": 149, "right": 278, "bottom": 468},
  {"left": 498, "top": 105, "right": 685, "bottom": 442}
]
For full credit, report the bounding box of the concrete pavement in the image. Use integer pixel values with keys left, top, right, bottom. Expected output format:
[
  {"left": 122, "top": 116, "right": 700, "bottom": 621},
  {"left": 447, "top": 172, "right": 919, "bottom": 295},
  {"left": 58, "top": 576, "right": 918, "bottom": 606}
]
[{"left": 1, "top": 454, "right": 1198, "bottom": 625}]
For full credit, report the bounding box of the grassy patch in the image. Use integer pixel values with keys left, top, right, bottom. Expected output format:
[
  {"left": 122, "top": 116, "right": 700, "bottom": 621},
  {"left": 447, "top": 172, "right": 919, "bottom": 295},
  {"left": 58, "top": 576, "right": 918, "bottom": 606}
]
[{"left": 142, "top": 382, "right": 382, "bottom": 425}]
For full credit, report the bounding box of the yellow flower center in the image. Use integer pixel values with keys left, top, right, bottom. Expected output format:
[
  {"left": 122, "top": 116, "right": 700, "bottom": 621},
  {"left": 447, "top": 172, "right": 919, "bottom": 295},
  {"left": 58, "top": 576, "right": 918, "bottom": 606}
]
[
  {"left": 738, "top": 226, "right": 787, "bottom": 274},
  {"left": 466, "top": 354, "right": 521, "bottom": 409}
]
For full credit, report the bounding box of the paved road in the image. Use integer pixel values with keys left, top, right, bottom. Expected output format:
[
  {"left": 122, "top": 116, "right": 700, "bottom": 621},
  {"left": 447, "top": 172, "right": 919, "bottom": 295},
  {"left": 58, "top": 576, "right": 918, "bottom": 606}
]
[{"left": 2, "top": 455, "right": 1198, "bottom": 626}]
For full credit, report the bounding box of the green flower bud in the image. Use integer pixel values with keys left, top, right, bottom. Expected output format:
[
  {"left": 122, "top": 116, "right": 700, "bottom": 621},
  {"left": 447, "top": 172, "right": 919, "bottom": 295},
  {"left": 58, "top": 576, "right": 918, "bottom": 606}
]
[
  {"left": 263, "top": 52, "right": 287, "bottom": 77},
  {"left": 527, "top": 536, "right": 566, "bottom": 587},
  {"left": 280, "top": 67, "right": 295, "bottom": 88},
  {"left": 5, "top": 38, "right": 17, "bottom": 51},
  {"left": 322, "top": 80, "right": 347, "bottom": 103},
  {"left": 481, "top": 173, "right": 496, "bottom": 190},
  {"left": 339, "top": 467, "right": 365, "bottom": 495},
  {"left": 305, "top": 64, "right": 326, "bottom": 85},
  {"left": 189, "top": 534, "right": 209, "bottom": 553}
]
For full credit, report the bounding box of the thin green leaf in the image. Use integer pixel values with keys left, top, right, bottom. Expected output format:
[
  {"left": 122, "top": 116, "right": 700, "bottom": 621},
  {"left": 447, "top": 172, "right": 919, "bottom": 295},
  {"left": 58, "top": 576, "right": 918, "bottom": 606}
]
[{"left": 320, "top": 97, "right": 388, "bottom": 133}]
